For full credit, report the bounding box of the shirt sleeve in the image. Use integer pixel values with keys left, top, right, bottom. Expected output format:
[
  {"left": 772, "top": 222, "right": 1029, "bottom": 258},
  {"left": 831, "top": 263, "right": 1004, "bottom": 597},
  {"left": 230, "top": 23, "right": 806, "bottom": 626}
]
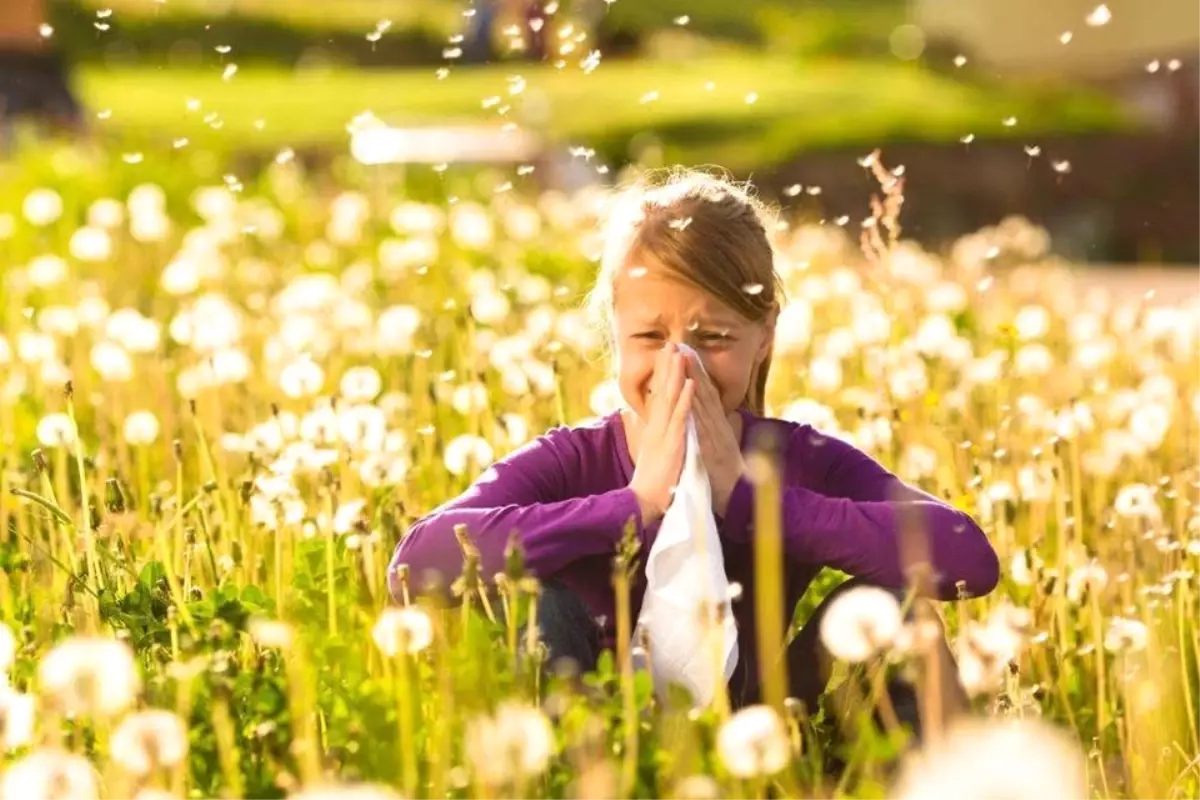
[
  {"left": 388, "top": 427, "right": 644, "bottom": 600},
  {"left": 722, "top": 424, "right": 999, "bottom": 600}
]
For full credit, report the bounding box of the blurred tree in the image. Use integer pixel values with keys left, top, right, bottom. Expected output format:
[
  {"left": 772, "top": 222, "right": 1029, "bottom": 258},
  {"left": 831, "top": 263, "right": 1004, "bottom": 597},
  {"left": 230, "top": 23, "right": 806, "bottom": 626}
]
[{"left": 0, "top": 0, "right": 85, "bottom": 142}]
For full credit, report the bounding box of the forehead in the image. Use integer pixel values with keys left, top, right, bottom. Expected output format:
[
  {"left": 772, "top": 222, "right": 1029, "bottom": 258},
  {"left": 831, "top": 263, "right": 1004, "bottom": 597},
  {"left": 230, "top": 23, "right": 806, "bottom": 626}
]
[{"left": 612, "top": 268, "right": 744, "bottom": 325}]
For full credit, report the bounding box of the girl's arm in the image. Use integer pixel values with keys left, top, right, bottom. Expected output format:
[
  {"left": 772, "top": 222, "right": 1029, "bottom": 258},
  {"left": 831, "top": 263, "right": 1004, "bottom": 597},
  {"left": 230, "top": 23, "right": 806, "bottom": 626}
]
[
  {"left": 722, "top": 423, "right": 999, "bottom": 600},
  {"left": 388, "top": 429, "right": 643, "bottom": 599}
]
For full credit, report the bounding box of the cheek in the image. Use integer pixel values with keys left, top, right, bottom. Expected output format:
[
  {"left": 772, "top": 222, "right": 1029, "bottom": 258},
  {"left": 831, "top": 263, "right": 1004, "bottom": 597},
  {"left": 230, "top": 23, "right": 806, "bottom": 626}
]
[
  {"left": 702, "top": 351, "right": 754, "bottom": 407},
  {"left": 615, "top": 348, "right": 654, "bottom": 410}
]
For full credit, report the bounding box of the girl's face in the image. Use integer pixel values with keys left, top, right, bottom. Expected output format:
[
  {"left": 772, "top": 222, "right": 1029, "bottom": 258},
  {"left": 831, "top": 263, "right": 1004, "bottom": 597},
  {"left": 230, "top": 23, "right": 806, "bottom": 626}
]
[{"left": 611, "top": 268, "right": 775, "bottom": 421}]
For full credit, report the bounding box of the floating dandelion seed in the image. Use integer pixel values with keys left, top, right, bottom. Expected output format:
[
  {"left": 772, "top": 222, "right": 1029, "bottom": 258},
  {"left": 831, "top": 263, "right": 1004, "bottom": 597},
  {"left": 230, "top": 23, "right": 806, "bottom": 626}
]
[
  {"left": 367, "top": 31, "right": 382, "bottom": 42},
  {"left": 443, "top": 47, "right": 463, "bottom": 59},
  {"left": 1024, "top": 145, "right": 1041, "bottom": 157},
  {"left": 743, "top": 283, "right": 765, "bottom": 295},
  {"left": 96, "top": 7, "right": 112, "bottom": 17},
  {"left": 581, "top": 49, "right": 601, "bottom": 72},
  {"left": 640, "top": 90, "right": 660, "bottom": 104},
  {"left": 745, "top": 91, "right": 759, "bottom": 104},
  {"left": 215, "top": 44, "right": 231, "bottom": 54},
  {"left": 668, "top": 217, "right": 693, "bottom": 231},
  {"left": 1086, "top": 4, "right": 1111, "bottom": 26},
  {"left": 960, "top": 133, "right": 975, "bottom": 144},
  {"left": 805, "top": 185, "right": 822, "bottom": 195},
  {"left": 1052, "top": 159, "right": 1072, "bottom": 174},
  {"left": 674, "top": 14, "right": 690, "bottom": 25},
  {"left": 834, "top": 215, "right": 850, "bottom": 226},
  {"left": 508, "top": 75, "right": 527, "bottom": 94},
  {"left": 185, "top": 97, "right": 200, "bottom": 111},
  {"left": 482, "top": 95, "right": 501, "bottom": 109},
  {"left": 275, "top": 147, "right": 295, "bottom": 165},
  {"left": 953, "top": 54, "right": 967, "bottom": 67},
  {"left": 95, "top": 21, "right": 110, "bottom": 31},
  {"left": 704, "top": 80, "right": 716, "bottom": 90},
  {"left": 436, "top": 67, "right": 450, "bottom": 79},
  {"left": 253, "top": 119, "right": 266, "bottom": 130},
  {"left": 784, "top": 184, "right": 802, "bottom": 197},
  {"left": 1167, "top": 58, "right": 1181, "bottom": 71},
  {"left": 97, "top": 108, "right": 112, "bottom": 119},
  {"left": 122, "top": 152, "right": 144, "bottom": 164},
  {"left": 1003, "top": 116, "right": 1018, "bottom": 127},
  {"left": 1146, "top": 59, "right": 1161, "bottom": 73},
  {"left": 1060, "top": 30, "right": 1073, "bottom": 44},
  {"left": 517, "top": 164, "right": 535, "bottom": 175},
  {"left": 222, "top": 63, "right": 238, "bottom": 81},
  {"left": 38, "top": 23, "right": 53, "bottom": 37},
  {"left": 173, "top": 138, "right": 189, "bottom": 148}
]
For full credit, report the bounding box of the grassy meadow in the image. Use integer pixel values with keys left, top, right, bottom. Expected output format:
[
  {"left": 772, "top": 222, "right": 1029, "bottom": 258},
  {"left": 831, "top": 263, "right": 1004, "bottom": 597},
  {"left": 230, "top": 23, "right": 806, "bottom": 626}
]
[{"left": 0, "top": 138, "right": 1197, "bottom": 800}]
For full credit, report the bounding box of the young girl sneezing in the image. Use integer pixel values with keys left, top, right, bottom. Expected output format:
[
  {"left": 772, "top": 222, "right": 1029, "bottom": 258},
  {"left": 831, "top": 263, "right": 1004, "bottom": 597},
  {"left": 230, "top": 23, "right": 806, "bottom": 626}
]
[{"left": 389, "top": 169, "right": 999, "bottom": 722}]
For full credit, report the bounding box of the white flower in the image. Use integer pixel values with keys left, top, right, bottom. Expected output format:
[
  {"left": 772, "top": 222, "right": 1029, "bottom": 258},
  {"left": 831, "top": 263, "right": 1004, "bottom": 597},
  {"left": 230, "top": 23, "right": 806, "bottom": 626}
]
[
  {"left": 110, "top": 709, "right": 188, "bottom": 775},
  {"left": 1066, "top": 562, "right": 1109, "bottom": 604},
  {"left": 818, "top": 586, "right": 903, "bottom": 662},
  {"left": 1013, "top": 305, "right": 1050, "bottom": 340},
  {"left": 376, "top": 305, "right": 422, "bottom": 355},
  {"left": 893, "top": 718, "right": 1086, "bottom": 800},
  {"left": 464, "top": 701, "right": 555, "bottom": 785},
  {"left": 1013, "top": 344, "right": 1053, "bottom": 377},
  {"left": 1128, "top": 403, "right": 1170, "bottom": 449},
  {"left": 38, "top": 636, "right": 141, "bottom": 716},
  {"left": 806, "top": 355, "right": 843, "bottom": 394},
  {"left": 87, "top": 198, "right": 125, "bottom": 229},
  {"left": 444, "top": 434, "right": 495, "bottom": 476},
  {"left": 1009, "top": 550, "right": 1043, "bottom": 587},
  {"left": 68, "top": 226, "right": 112, "bottom": 261},
  {"left": 331, "top": 499, "right": 367, "bottom": 535},
  {"left": 1113, "top": 484, "right": 1161, "bottom": 522},
  {"left": 36, "top": 413, "right": 77, "bottom": 448},
  {"left": 279, "top": 357, "right": 324, "bottom": 398},
  {"left": 451, "top": 382, "right": 490, "bottom": 415},
  {"left": 450, "top": 202, "right": 494, "bottom": 250},
  {"left": 0, "top": 688, "right": 36, "bottom": 750},
  {"left": 247, "top": 617, "right": 295, "bottom": 649},
  {"left": 1104, "top": 617, "right": 1148, "bottom": 653},
  {"left": 715, "top": 704, "right": 791, "bottom": 778},
  {"left": 470, "top": 288, "right": 512, "bottom": 326},
  {"left": 0, "top": 748, "right": 97, "bottom": 799},
  {"left": 23, "top": 188, "right": 63, "bottom": 226},
  {"left": 27, "top": 254, "right": 68, "bottom": 287},
  {"left": 90, "top": 340, "right": 133, "bottom": 382},
  {"left": 373, "top": 606, "right": 433, "bottom": 656},
  {"left": 340, "top": 366, "right": 382, "bottom": 403},
  {"left": 123, "top": 410, "right": 161, "bottom": 446}
]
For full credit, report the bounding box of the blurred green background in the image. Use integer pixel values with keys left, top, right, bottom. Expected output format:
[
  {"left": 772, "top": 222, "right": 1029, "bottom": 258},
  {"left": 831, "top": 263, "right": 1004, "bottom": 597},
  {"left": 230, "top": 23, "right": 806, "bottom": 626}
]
[{"left": 42, "top": 0, "right": 1130, "bottom": 165}]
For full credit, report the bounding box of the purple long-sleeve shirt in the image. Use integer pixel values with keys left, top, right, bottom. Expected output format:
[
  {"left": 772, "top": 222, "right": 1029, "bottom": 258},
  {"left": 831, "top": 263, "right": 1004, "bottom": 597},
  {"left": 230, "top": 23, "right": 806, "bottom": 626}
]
[{"left": 389, "top": 408, "right": 998, "bottom": 694}]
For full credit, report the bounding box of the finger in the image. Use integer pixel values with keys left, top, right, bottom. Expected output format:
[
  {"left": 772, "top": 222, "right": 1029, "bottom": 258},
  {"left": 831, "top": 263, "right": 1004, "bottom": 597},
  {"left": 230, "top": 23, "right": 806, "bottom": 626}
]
[
  {"left": 668, "top": 378, "right": 696, "bottom": 439},
  {"left": 662, "top": 351, "right": 686, "bottom": 412}
]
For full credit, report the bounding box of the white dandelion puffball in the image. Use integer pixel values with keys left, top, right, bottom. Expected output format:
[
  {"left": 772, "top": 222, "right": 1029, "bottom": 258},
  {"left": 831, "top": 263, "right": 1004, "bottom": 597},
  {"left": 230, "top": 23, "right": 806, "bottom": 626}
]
[
  {"left": 1104, "top": 617, "right": 1148, "bottom": 653},
  {"left": 0, "top": 689, "right": 36, "bottom": 750},
  {"left": 1114, "top": 484, "right": 1162, "bottom": 522},
  {"left": 372, "top": 606, "right": 434, "bottom": 656},
  {"left": 23, "top": 188, "right": 63, "bottom": 226},
  {"left": 819, "top": 585, "right": 903, "bottom": 662},
  {"left": 248, "top": 617, "right": 296, "bottom": 649},
  {"left": 340, "top": 365, "right": 382, "bottom": 403},
  {"left": 110, "top": 709, "right": 189, "bottom": 775},
  {"left": 36, "top": 413, "right": 77, "bottom": 448},
  {"left": 279, "top": 357, "right": 325, "bottom": 398},
  {"left": 68, "top": 226, "right": 113, "bottom": 262},
  {"left": 123, "top": 410, "right": 161, "bottom": 446},
  {"left": 716, "top": 704, "right": 792, "bottom": 778},
  {"left": 27, "top": 254, "right": 69, "bottom": 288},
  {"left": 38, "top": 636, "right": 141, "bottom": 716},
  {"left": 443, "top": 434, "right": 495, "bottom": 476},
  {"left": 893, "top": 718, "right": 1086, "bottom": 800},
  {"left": 465, "top": 702, "right": 556, "bottom": 785},
  {"left": 0, "top": 748, "right": 97, "bottom": 799}
]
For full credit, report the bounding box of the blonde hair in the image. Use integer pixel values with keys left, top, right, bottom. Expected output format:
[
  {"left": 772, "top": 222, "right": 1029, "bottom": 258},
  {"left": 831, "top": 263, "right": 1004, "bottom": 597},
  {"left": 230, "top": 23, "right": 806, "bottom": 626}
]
[{"left": 587, "top": 167, "right": 784, "bottom": 414}]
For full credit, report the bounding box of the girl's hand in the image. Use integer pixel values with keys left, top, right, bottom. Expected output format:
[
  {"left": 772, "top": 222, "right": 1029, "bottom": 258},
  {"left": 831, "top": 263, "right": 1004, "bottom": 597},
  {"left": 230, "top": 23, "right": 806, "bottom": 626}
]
[
  {"left": 684, "top": 353, "right": 746, "bottom": 517},
  {"left": 629, "top": 344, "right": 696, "bottom": 524}
]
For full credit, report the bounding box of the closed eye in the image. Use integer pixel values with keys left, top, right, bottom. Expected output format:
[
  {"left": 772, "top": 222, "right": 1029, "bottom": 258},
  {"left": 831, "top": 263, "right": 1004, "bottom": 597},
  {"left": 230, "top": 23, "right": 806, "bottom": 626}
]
[{"left": 633, "top": 331, "right": 664, "bottom": 341}]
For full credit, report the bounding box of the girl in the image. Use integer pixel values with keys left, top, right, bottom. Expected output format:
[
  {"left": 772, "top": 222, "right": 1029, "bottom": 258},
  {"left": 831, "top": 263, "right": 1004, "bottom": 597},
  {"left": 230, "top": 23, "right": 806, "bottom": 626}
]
[{"left": 388, "top": 169, "right": 999, "bottom": 721}]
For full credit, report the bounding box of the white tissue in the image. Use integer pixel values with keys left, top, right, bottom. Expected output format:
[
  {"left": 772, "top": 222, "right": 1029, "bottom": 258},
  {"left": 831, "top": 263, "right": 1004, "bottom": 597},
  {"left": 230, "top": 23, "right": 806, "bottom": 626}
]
[{"left": 636, "top": 344, "right": 739, "bottom": 707}]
